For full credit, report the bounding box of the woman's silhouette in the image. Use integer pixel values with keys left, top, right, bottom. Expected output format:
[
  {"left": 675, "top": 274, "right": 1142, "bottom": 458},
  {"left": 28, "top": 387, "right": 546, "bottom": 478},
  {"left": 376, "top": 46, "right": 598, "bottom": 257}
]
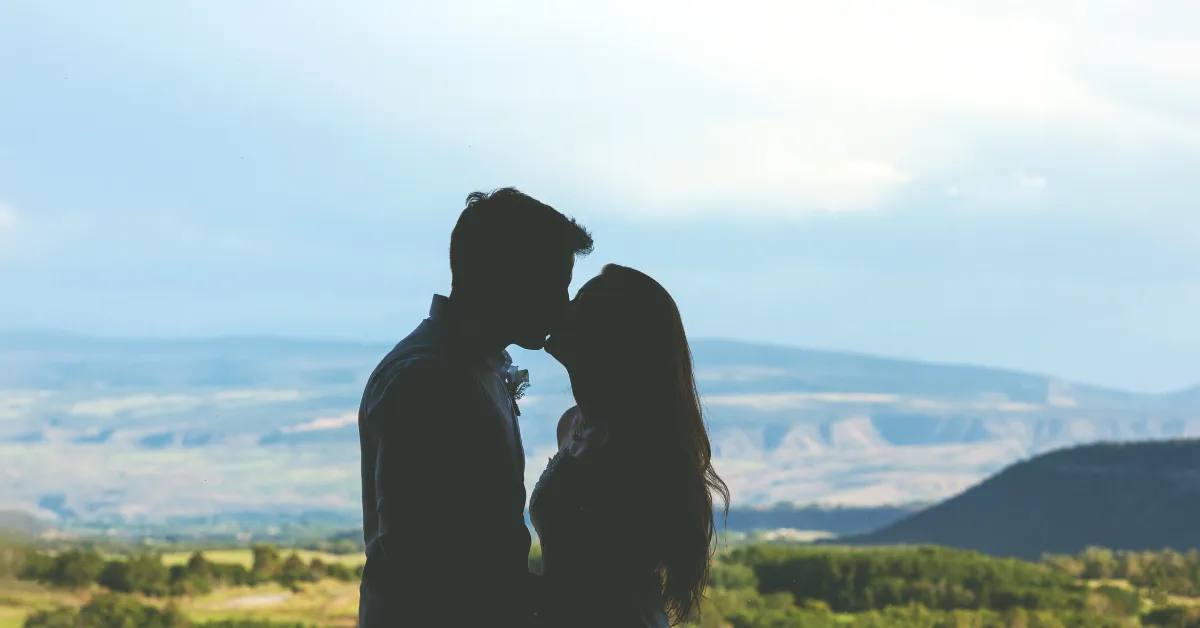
[{"left": 533, "top": 264, "right": 730, "bottom": 627}]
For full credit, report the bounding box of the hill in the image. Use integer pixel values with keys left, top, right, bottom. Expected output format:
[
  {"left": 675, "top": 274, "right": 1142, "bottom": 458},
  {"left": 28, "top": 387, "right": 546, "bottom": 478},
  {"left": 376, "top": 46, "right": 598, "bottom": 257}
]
[
  {"left": 0, "top": 510, "right": 47, "bottom": 539},
  {"left": 840, "top": 439, "right": 1200, "bottom": 558}
]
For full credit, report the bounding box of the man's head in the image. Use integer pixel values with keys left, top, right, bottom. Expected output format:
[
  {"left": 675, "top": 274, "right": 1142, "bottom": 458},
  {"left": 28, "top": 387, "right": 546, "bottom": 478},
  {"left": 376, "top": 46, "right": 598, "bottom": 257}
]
[{"left": 449, "top": 187, "right": 594, "bottom": 350}]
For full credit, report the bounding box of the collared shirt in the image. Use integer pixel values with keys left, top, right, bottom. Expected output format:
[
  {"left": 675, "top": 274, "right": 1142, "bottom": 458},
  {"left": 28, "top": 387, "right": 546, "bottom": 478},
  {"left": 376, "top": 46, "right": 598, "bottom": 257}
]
[
  {"left": 429, "top": 294, "right": 514, "bottom": 377},
  {"left": 428, "top": 294, "right": 522, "bottom": 461},
  {"left": 357, "top": 295, "right": 535, "bottom": 627}
]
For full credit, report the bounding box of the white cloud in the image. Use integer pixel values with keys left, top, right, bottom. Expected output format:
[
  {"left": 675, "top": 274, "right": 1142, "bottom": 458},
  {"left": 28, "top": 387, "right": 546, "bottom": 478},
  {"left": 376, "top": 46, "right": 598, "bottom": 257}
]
[
  {"left": 281, "top": 412, "right": 356, "bottom": 434},
  {"left": 17, "top": 1, "right": 1200, "bottom": 218},
  {"left": 0, "top": 202, "right": 14, "bottom": 229},
  {"left": 67, "top": 394, "right": 203, "bottom": 417}
]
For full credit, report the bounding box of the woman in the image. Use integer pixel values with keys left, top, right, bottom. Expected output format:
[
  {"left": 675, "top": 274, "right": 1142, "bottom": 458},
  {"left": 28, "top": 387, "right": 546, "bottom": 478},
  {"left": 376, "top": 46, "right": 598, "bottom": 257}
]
[{"left": 532, "top": 264, "right": 730, "bottom": 627}]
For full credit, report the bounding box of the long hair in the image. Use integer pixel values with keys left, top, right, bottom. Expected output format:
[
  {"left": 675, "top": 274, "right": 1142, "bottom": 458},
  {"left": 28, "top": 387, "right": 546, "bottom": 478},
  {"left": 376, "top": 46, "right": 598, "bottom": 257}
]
[{"left": 569, "top": 264, "right": 730, "bottom": 625}]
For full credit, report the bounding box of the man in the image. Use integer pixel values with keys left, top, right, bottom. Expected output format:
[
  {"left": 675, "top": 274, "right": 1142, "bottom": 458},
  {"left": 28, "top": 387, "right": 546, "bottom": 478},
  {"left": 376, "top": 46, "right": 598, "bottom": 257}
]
[{"left": 357, "top": 188, "right": 594, "bottom": 627}]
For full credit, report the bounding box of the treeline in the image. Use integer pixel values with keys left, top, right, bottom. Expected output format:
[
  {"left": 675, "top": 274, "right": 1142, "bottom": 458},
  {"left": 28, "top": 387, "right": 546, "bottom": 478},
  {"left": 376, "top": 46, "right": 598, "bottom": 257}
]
[
  {"left": 10, "top": 538, "right": 1200, "bottom": 628},
  {"left": 1044, "top": 547, "right": 1200, "bottom": 599},
  {"left": 9, "top": 545, "right": 362, "bottom": 596},
  {"left": 687, "top": 545, "right": 1200, "bottom": 628},
  {"left": 23, "top": 593, "right": 310, "bottom": 628}
]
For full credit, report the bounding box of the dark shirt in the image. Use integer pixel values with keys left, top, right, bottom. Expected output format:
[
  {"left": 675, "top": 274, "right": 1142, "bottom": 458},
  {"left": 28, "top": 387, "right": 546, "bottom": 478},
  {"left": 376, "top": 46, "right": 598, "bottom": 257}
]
[
  {"left": 358, "top": 295, "right": 534, "bottom": 628},
  {"left": 530, "top": 422, "right": 670, "bottom": 628}
]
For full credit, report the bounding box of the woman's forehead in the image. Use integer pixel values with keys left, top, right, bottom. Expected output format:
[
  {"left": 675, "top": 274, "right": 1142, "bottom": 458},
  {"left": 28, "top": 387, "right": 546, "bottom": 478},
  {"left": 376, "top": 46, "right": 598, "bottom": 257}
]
[{"left": 574, "top": 275, "right": 606, "bottom": 299}]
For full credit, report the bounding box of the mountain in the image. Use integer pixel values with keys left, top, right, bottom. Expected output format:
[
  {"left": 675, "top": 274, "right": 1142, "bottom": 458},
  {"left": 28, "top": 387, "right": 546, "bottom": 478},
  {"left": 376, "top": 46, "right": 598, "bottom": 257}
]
[
  {"left": 0, "top": 510, "right": 47, "bottom": 539},
  {"left": 0, "top": 331, "right": 1197, "bottom": 522},
  {"left": 839, "top": 439, "right": 1200, "bottom": 559}
]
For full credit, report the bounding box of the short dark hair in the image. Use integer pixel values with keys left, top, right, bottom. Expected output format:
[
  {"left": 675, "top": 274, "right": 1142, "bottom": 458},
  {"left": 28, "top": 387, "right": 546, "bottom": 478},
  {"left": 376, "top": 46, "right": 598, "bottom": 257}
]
[{"left": 450, "top": 187, "right": 594, "bottom": 289}]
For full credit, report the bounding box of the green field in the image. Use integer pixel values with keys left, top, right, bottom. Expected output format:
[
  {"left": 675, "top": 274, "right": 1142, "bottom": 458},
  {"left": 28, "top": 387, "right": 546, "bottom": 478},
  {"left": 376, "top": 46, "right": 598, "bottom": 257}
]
[
  {"left": 0, "top": 580, "right": 85, "bottom": 628},
  {"left": 159, "top": 550, "right": 365, "bottom": 569},
  {"left": 0, "top": 578, "right": 360, "bottom": 628},
  {"left": 174, "top": 579, "right": 359, "bottom": 627},
  {"left": 8, "top": 544, "right": 1200, "bottom": 628},
  {"left": 0, "top": 547, "right": 365, "bottom": 628}
]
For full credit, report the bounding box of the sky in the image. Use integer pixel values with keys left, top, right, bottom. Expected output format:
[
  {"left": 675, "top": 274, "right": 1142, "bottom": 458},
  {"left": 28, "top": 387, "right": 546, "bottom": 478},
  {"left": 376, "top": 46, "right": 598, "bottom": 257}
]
[{"left": 1, "top": 1, "right": 1198, "bottom": 392}]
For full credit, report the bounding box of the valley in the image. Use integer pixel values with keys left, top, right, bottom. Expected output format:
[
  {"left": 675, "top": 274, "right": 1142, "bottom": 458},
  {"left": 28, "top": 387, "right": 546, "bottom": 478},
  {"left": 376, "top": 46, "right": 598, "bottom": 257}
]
[{"left": 2, "top": 332, "right": 1197, "bottom": 525}]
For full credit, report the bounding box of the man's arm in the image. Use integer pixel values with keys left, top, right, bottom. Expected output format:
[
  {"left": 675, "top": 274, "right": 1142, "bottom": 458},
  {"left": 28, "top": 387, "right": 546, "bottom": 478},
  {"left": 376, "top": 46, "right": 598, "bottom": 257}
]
[{"left": 363, "top": 358, "right": 524, "bottom": 625}]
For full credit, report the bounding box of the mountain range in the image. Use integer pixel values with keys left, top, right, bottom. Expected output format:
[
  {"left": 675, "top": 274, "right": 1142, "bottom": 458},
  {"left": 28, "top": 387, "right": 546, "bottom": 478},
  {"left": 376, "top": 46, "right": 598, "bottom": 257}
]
[{"left": 1, "top": 331, "right": 1197, "bottom": 523}]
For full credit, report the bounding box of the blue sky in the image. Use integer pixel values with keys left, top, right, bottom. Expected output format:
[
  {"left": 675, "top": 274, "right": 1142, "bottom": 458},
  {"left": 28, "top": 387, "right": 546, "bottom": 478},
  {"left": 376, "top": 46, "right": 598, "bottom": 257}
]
[{"left": 1, "top": 1, "right": 1198, "bottom": 392}]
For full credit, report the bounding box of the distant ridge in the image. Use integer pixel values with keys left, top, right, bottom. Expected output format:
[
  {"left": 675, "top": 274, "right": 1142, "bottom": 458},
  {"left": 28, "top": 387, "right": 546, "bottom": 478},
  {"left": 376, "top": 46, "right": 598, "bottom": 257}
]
[
  {"left": 4, "top": 330, "right": 1200, "bottom": 517},
  {"left": 839, "top": 439, "right": 1200, "bottom": 559},
  {"left": 0, "top": 510, "right": 49, "bottom": 539},
  {"left": 4, "top": 329, "right": 1194, "bottom": 398}
]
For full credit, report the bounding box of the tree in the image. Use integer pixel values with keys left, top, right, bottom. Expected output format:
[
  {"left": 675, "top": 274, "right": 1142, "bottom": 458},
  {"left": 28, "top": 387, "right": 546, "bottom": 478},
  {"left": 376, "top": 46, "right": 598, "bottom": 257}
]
[
  {"left": 46, "top": 549, "right": 105, "bottom": 589},
  {"left": 1143, "top": 605, "right": 1200, "bottom": 628},
  {"left": 76, "top": 593, "right": 188, "bottom": 628},
  {"left": 186, "top": 551, "right": 210, "bottom": 577},
  {"left": 98, "top": 555, "right": 169, "bottom": 596},
  {"left": 307, "top": 558, "right": 325, "bottom": 582},
  {"left": 18, "top": 551, "right": 53, "bottom": 581},
  {"left": 277, "top": 552, "right": 311, "bottom": 587},
  {"left": 709, "top": 562, "right": 758, "bottom": 590},
  {"left": 22, "top": 607, "right": 79, "bottom": 628},
  {"left": 250, "top": 545, "right": 282, "bottom": 584},
  {"left": 324, "top": 562, "right": 354, "bottom": 581},
  {"left": 1081, "top": 548, "right": 1116, "bottom": 580}
]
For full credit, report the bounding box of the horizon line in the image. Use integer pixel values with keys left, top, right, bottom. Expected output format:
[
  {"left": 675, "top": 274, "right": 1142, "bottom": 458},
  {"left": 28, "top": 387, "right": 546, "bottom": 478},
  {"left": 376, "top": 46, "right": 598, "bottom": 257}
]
[{"left": 1, "top": 327, "right": 1193, "bottom": 397}]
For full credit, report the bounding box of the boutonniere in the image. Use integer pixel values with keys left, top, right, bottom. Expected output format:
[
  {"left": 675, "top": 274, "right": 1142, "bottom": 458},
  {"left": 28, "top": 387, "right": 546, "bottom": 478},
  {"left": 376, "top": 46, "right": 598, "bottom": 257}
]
[{"left": 505, "top": 365, "right": 530, "bottom": 415}]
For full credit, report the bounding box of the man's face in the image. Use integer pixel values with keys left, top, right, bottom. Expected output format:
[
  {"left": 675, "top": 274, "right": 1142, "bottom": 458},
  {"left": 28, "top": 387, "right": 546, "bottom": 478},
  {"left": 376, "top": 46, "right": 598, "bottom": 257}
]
[{"left": 511, "top": 253, "right": 575, "bottom": 351}]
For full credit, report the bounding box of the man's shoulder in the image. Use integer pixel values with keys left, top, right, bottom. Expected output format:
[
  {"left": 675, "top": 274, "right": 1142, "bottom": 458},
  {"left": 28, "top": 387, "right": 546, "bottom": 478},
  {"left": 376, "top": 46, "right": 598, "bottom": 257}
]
[
  {"left": 367, "top": 348, "right": 460, "bottom": 402},
  {"left": 359, "top": 352, "right": 469, "bottom": 435},
  {"left": 367, "top": 321, "right": 455, "bottom": 385}
]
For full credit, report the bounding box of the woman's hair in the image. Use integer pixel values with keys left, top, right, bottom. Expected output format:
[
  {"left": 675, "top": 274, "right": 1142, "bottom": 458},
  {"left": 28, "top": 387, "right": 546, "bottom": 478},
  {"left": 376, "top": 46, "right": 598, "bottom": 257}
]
[{"left": 570, "top": 264, "right": 730, "bottom": 625}]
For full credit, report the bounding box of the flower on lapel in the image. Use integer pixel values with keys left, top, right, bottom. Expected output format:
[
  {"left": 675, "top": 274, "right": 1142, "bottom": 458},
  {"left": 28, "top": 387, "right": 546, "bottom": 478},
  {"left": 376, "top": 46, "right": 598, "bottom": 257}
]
[{"left": 506, "top": 365, "right": 530, "bottom": 401}]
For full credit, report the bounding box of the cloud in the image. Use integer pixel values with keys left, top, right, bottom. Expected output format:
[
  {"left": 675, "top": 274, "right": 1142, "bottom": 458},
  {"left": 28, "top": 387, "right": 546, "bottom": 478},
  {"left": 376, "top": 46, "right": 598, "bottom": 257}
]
[
  {"left": 281, "top": 413, "right": 356, "bottom": 434},
  {"left": 18, "top": 1, "right": 1199, "bottom": 219},
  {"left": 67, "top": 394, "right": 203, "bottom": 417}
]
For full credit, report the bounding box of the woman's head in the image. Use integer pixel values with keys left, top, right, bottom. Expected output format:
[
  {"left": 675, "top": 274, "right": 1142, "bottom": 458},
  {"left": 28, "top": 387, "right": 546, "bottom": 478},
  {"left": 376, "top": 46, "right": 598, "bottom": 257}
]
[{"left": 550, "top": 263, "right": 729, "bottom": 624}]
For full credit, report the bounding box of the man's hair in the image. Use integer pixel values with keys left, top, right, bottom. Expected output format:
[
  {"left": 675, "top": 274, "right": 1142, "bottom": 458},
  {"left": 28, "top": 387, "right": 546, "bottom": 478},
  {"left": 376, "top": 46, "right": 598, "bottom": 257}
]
[{"left": 450, "top": 187, "right": 594, "bottom": 290}]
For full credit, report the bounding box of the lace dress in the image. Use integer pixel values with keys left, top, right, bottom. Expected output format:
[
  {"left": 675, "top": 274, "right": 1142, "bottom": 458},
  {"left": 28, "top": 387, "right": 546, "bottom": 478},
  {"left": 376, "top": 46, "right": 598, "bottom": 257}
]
[{"left": 529, "top": 431, "right": 671, "bottom": 628}]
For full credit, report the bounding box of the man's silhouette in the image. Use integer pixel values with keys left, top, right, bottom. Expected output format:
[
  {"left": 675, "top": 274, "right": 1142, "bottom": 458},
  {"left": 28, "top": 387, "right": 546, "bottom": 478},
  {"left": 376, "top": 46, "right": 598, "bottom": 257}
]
[{"left": 357, "top": 188, "right": 593, "bottom": 627}]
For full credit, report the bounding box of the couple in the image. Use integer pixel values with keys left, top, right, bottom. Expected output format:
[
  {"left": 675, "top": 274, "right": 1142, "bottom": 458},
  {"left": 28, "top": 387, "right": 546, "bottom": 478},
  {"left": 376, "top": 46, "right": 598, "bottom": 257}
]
[{"left": 357, "top": 188, "right": 729, "bottom": 628}]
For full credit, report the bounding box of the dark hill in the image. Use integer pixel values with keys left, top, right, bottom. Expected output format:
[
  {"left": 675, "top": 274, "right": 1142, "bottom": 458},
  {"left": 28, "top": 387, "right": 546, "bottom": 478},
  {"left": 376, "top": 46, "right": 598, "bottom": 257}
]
[{"left": 838, "top": 439, "right": 1200, "bottom": 559}]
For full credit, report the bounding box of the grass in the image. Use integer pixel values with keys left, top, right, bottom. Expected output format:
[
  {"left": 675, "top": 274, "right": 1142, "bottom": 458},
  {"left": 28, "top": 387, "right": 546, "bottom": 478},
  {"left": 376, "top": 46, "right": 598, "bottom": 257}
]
[
  {"left": 175, "top": 580, "right": 359, "bottom": 627},
  {"left": 0, "top": 580, "right": 88, "bottom": 628},
  {"left": 1084, "top": 578, "right": 1200, "bottom": 613},
  {"left": 0, "top": 577, "right": 360, "bottom": 628},
  {"left": 159, "top": 549, "right": 365, "bottom": 569}
]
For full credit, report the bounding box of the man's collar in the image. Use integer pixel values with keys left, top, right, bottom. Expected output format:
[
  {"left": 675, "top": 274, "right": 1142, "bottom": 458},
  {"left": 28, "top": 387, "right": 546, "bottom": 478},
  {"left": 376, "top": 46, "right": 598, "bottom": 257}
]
[
  {"left": 429, "top": 294, "right": 510, "bottom": 375},
  {"left": 429, "top": 294, "right": 450, "bottom": 320}
]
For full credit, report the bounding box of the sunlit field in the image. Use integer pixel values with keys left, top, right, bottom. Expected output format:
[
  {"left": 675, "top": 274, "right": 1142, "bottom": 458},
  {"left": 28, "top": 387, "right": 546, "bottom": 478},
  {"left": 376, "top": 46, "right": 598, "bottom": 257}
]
[
  {"left": 159, "top": 550, "right": 364, "bottom": 569},
  {"left": 175, "top": 579, "right": 359, "bottom": 627},
  {"left": 0, "top": 578, "right": 360, "bottom": 628}
]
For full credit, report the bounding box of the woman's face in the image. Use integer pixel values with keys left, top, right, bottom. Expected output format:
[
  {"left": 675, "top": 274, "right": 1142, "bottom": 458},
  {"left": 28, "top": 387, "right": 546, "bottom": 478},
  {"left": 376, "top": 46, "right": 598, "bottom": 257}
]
[{"left": 544, "top": 274, "right": 611, "bottom": 374}]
